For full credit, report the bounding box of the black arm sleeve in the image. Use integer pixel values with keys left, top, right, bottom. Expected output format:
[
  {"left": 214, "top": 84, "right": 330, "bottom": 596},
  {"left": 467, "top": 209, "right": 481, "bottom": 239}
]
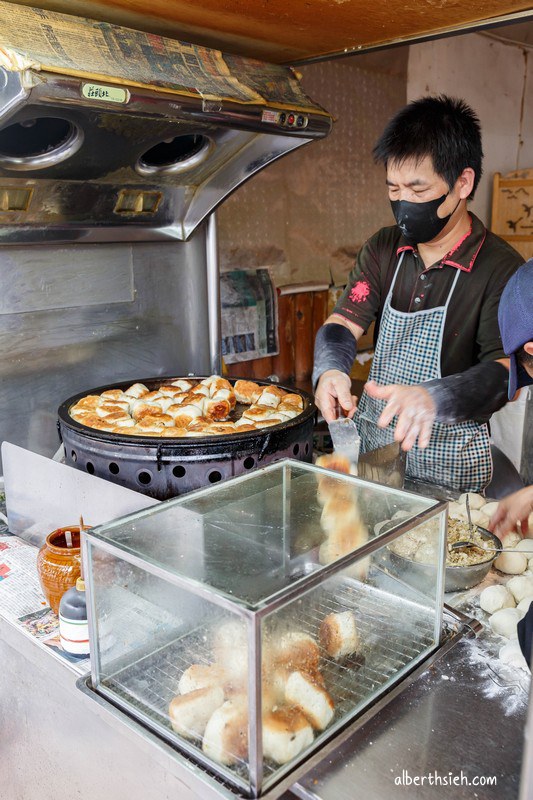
[
  {"left": 517, "top": 603, "right": 533, "bottom": 669},
  {"left": 423, "top": 361, "right": 509, "bottom": 424},
  {"left": 312, "top": 323, "right": 357, "bottom": 390}
]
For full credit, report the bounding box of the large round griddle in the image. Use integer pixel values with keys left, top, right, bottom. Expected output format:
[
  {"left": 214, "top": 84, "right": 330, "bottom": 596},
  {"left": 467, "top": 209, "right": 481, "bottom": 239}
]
[{"left": 58, "top": 376, "right": 315, "bottom": 500}]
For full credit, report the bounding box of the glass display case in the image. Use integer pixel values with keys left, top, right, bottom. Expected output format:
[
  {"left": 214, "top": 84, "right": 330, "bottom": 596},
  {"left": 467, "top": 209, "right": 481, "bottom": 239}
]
[{"left": 83, "top": 459, "right": 447, "bottom": 797}]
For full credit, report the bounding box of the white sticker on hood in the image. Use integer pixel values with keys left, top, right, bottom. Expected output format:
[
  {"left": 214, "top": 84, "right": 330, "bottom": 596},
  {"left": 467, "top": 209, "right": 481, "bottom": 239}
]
[
  {"left": 82, "top": 83, "right": 130, "bottom": 104},
  {"left": 261, "top": 109, "right": 280, "bottom": 124}
]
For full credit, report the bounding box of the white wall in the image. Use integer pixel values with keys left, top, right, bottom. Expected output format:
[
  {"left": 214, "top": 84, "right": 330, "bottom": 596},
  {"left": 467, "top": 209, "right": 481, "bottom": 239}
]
[{"left": 408, "top": 33, "right": 533, "bottom": 225}]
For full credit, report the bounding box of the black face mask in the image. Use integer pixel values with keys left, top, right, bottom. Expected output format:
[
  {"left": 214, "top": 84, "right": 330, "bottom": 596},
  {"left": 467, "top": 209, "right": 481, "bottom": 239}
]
[{"left": 390, "top": 192, "right": 460, "bottom": 245}]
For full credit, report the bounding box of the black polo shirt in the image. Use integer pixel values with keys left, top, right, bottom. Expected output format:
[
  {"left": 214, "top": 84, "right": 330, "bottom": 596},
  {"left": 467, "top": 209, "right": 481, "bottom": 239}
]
[{"left": 333, "top": 214, "right": 524, "bottom": 377}]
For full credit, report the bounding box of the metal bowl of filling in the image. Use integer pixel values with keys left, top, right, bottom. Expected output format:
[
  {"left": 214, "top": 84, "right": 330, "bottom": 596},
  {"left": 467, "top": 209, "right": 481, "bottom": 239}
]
[
  {"left": 444, "top": 523, "right": 502, "bottom": 593},
  {"left": 387, "top": 518, "right": 502, "bottom": 593}
]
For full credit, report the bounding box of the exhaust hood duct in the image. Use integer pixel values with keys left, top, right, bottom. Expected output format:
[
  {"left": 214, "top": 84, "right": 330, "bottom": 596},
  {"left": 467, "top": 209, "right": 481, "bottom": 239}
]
[{"left": 0, "top": 3, "right": 333, "bottom": 244}]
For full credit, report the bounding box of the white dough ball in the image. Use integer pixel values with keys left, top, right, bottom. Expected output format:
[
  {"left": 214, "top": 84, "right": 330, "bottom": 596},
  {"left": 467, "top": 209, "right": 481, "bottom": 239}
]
[
  {"left": 516, "top": 596, "right": 533, "bottom": 617},
  {"left": 479, "top": 585, "right": 516, "bottom": 614},
  {"left": 458, "top": 492, "right": 485, "bottom": 510},
  {"left": 502, "top": 532, "right": 522, "bottom": 549},
  {"left": 529, "top": 557, "right": 533, "bottom": 572},
  {"left": 494, "top": 551, "right": 528, "bottom": 575},
  {"left": 481, "top": 502, "right": 499, "bottom": 518},
  {"left": 448, "top": 501, "right": 466, "bottom": 520},
  {"left": 515, "top": 539, "right": 533, "bottom": 554},
  {"left": 498, "top": 641, "right": 529, "bottom": 671},
  {"left": 489, "top": 608, "right": 521, "bottom": 638},
  {"left": 469, "top": 510, "right": 490, "bottom": 529},
  {"left": 507, "top": 575, "right": 533, "bottom": 603}
]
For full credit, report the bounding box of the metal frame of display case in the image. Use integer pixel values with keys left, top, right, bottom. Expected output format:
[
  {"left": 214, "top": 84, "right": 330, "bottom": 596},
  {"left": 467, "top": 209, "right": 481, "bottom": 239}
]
[
  {"left": 82, "top": 459, "right": 448, "bottom": 797},
  {"left": 77, "top": 606, "right": 479, "bottom": 800}
]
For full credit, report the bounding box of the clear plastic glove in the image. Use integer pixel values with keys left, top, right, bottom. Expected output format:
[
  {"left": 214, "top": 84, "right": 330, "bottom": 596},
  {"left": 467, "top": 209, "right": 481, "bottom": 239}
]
[
  {"left": 489, "top": 486, "right": 533, "bottom": 539},
  {"left": 315, "top": 369, "right": 357, "bottom": 423},
  {"left": 364, "top": 380, "right": 436, "bottom": 451}
]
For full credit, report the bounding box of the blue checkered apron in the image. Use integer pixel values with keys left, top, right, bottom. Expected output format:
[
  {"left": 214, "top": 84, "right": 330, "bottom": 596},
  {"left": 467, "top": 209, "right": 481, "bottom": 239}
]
[{"left": 355, "top": 253, "right": 492, "bottom": 492}]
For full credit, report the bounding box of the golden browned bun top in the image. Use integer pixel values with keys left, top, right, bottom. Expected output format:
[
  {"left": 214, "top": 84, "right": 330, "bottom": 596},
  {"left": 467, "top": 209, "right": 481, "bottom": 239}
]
[{"left": 69, "top": 377, "right": 304, "bottom": 438}]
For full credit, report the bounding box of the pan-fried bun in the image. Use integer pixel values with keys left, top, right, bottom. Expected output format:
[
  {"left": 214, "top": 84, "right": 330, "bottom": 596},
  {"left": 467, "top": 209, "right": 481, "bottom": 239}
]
[
  {"left": 262, "top": 706, "right": 314, "bottom": 764},
  {"left": 276, "top": 402, "right": 301, "bottom": 419},
  {"left": 100, "top": 389, "right": 128, "bottom": 402},
  {"left": 234, "top": 380, "right": 262, "bottom": 404},
  {"left": 124, "top": 383, "right": 149, "bottom": 398},
  {"left": 170, "top": 378, "right": 194, "bottom": 391},
  {"left": 242, "top": 405, "right": 277, "bottom": 422},
  {"left": 157, "top": 426, "right": 188, "bottom": 437},
  {"left": 169, "top": 686, "right": 224, "bottom": 740},
  {"left": 279, "top": 393, "right": 304, "bottom": 410},
  {"left": 178, "top": 663, "right": 226, "bottom": 695},
  {"left": 96, "top": 402, "right": 130, "bottom": 417},
  {"left": 319, "top": 610, "right": 359, "bottom": 660},
  {"left": 205, "top": 398, "right": 232, "bottom": 421},
  {"left": 315, "top": 453, "right": 352, "bottom": 473},
  {"left": 256, "top": 386, "right": 285, "bottom": 408},
  {"left": 72, "top": 395, "right": 100, "bottom": 411},
  {"left": 202, "top": 700, "right": 248, "bottom": 766},
  {"left": 285, "top": 671, "right": 334, "bottom": 731},
  {"left": 273, "top": 632, "right": 320, "bottom": 673}
]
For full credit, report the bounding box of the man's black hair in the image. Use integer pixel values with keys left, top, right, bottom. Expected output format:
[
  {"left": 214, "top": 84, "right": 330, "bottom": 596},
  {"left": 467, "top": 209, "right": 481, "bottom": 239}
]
[{"left": 373, "top": 95, "right": 483, "bottom": 197}]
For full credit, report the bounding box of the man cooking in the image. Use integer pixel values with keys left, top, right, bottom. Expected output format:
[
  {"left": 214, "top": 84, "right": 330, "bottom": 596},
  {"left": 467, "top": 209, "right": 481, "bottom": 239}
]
[{"left": 313, "top": 95, "right": 524, "bottom": 492}]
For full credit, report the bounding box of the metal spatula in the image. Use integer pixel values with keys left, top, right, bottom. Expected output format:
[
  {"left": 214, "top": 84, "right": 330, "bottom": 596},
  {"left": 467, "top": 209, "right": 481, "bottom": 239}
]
[
  {"left": 327, "top": 414, "right": 361, "bottom": 467},
  {"left": 450, "top": 541, "right": 510, "bottom": 553}
]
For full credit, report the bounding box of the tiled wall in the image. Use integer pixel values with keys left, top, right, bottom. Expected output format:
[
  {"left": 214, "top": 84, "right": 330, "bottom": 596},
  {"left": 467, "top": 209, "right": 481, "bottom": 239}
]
[{"left": 217, "top": 49, "right": 408, "bottom": 286}]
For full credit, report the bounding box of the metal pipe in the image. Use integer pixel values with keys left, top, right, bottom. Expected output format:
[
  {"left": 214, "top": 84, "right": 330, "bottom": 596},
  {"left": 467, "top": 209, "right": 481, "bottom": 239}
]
[{"left": 206, "top": 212, "right": 222, "bottom": 375}]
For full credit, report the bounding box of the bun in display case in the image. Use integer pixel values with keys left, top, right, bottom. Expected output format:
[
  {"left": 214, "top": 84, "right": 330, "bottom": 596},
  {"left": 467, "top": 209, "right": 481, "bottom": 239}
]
[{"left": 82, "top": 459, "right": 447, "bottom": 797}]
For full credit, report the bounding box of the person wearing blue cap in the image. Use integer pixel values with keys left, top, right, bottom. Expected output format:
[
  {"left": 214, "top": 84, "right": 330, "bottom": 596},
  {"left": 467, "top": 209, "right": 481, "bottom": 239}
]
[
  {"left": 489, "top": 260, "right": 533, "bottom": 539},
  {"left": 489, "top": 260, "right": 533, "bottom": 668}
]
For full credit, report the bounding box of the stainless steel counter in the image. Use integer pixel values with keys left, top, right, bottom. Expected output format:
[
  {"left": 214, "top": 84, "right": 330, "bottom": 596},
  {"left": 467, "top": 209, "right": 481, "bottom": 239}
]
[
  {"left": 293, "top": 626, "right": 529, "bottom": 800},
  {"left": 0, "top": 531, "right": 530, "bottom": 800}
]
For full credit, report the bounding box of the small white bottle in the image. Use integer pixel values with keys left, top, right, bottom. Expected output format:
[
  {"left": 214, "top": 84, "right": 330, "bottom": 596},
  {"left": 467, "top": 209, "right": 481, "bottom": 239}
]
[{"left": 59, "top": 577, "right": 90, "bottom": 656}]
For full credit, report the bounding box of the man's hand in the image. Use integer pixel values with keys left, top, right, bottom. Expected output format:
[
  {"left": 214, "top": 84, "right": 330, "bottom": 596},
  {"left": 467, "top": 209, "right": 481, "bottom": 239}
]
[
  {"left": 489, "top": 486, "right": 533, "bottom": 539},
  {"left": 315, "top": 370, "right": 357, "bottom": 423},
  {"left": 364, "top": 380, "right": 437, "bottom": 451}
]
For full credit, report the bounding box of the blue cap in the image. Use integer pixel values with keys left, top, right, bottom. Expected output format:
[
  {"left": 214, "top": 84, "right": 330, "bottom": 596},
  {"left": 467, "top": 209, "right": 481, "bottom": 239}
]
[{"left": 498, "top": 259, "right": 533, "bottom": 399}]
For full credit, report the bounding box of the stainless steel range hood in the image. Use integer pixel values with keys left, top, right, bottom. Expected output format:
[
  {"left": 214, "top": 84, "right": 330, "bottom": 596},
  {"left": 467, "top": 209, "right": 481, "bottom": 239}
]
[{"left": 0, "top": 3, "right": 332, "bottom": 243}]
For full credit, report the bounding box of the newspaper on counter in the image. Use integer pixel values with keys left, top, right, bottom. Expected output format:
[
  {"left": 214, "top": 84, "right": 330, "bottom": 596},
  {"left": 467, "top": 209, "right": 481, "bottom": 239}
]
[
  {"left": 0, "top": 533, "right": 89, "bottom": 673},
  {"left": 221, "top": 268, "right": 278, "bottom": 364}
]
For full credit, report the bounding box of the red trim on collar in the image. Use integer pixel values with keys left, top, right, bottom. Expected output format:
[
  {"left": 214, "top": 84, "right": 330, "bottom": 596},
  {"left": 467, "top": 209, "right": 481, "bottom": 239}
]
[
  {"left": 396, "top": 244, "right": 414, "bottom": 255},
  {"left": 440, "top": 219, "right": 478, "bottom": 272},
  {"left": 395, "top": 217, "right": 484, "bottom": 273},
  {"left": 447, "top": 221, "right": 471, "bottom": 256},
  {"left": 440, "top": 259, "right": 463, "bottom": 270},
  {"left": 441, "top": 231, "right": 485, "bottom": 273},
  {"left": 468, "top": 228, "right": 487, "bottom": 271}
]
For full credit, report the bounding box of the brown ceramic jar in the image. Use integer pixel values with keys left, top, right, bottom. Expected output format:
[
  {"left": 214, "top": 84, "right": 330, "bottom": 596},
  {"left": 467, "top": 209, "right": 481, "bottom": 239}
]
[{"left": 37, "top": 526, "right": 82, "bottom": 615}]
